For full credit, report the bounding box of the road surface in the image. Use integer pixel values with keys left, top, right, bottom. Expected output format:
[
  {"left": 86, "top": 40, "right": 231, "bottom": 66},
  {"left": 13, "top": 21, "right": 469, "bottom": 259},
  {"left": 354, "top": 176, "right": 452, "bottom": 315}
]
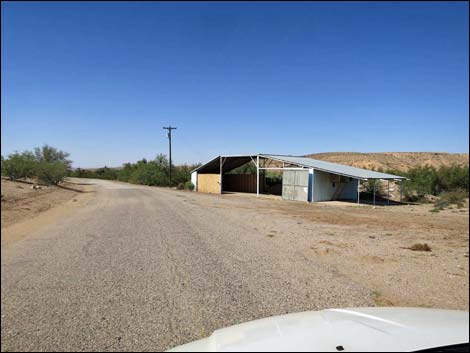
[{"left": 1, "top": 179, "right": 372, "bottom": 351}]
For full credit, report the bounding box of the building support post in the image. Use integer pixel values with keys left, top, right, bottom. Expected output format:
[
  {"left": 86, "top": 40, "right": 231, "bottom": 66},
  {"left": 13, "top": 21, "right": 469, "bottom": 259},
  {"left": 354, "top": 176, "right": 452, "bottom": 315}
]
[
  {"left": 256, "top": 155, "right": 260, "bottom": 197},
  {"left": 373, "top": 181, "right": 376, "bottom": 207},
  {"left": 308, "top": 168, "right": 314, "bottom": 202},
  {"left": 400, "top": 180, "right": 403, "bottom": 203},
  {"left": 357, "top": 179, "right": 360, "bottom": 205},
  {"left": 219, "top": 156, "right": 223, "bottom": 194}
]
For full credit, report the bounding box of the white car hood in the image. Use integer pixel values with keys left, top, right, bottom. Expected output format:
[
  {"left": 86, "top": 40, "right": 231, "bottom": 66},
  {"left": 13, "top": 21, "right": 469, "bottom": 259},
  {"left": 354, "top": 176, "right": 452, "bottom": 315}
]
[{"left": 168, "top": 307, "right": 469, "bottom": 352}]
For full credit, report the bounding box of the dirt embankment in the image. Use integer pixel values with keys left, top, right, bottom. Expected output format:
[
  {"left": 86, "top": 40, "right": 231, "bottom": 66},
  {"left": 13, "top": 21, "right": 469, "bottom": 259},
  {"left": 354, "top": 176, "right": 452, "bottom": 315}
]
[
  {"left": 305, "top": 152, "right": 469, "bottom": 171},
  {"left": 1, "top": 179, "right": 93, "bottom": 244}
]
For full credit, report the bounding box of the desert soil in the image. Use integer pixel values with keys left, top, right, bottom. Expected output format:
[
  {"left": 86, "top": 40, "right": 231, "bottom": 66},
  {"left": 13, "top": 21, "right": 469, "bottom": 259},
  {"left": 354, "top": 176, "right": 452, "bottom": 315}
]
[
  {"left": 1, "top": 178, "right": 468, "bottom": 351},
  {"left": 1, "top": 179, "right": 89, "bottom": 229}
]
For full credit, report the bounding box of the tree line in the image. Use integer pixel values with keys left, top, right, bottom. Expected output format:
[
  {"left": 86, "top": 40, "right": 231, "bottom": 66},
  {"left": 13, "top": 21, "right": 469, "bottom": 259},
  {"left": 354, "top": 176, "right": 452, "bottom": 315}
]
[{"left": 70, "top": 154, "right": 200, "bottom": 190}]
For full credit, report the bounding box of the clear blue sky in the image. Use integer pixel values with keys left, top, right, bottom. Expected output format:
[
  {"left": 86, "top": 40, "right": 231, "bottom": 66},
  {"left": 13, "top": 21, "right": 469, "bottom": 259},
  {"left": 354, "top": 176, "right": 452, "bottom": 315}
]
[{"left": 1, "top": 1, "right": 468, "bottom": 168}]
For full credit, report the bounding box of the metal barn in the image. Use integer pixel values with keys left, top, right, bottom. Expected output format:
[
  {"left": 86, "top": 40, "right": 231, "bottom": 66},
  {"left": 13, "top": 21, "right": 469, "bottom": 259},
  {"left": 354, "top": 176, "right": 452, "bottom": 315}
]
[{"left": 191, "top": 154, "right": 406, "bottom": 204}]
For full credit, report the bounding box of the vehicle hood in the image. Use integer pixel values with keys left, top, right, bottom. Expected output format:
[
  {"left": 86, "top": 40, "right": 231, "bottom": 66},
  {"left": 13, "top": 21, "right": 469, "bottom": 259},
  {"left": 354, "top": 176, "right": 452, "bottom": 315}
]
[{"left": 168, "top": 307, "right": 469, "bottom": 352}]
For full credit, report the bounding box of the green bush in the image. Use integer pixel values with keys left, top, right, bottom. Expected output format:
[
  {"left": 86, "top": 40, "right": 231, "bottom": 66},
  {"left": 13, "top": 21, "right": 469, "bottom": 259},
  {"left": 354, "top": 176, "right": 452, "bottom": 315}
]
[
  {"left": 35, "top": 161, "right": 68, "bottom": 185},
  {"left": 70, "top": 154, "right": 200, "bottom": 189},
  {"left": 34, "top": 145, "right": 72, "bottom": 168},
  {"left": 172, "top": 163, "right": 194, "bottom": 186},
  {"left": 228, "top": 162, "right": 257, "bottom": 174},
  {"left": 362, "top": 179, "right": 384, "bottom": 197},
  {"left": 265, "top": 171, "right": 282, "bottom": 184},
  {"left": 70, "top": 168, "right": 95, "bottom": 178},
  {"left": 116, "top": 163, "right": 136, "bottom": 182},
  {"left": 434, "top": 198, "right": 449, "bottom": 210},
  {"left": 436, "top": 165, "right": 469, "bottom": 193},
  {"left": 93, "top": 166, "right": 118, "bottom": 180},
  {"left": 129, "top": 158, "right": 169, "bottom": 186},
  {"left": 436, "top": 189, "right": 467, "bottom": 209},
  {"left": 184, "top": 181, "right": 195, "bottom": 190},
  {"left": 387, "top": 164, "right": 469, "bottom": 202},
  {"left": 1, "top": 151, "right": 37, "bottom": 180},
  {"left": 407, "top": 243, "right": 432, "bottom": 252}
]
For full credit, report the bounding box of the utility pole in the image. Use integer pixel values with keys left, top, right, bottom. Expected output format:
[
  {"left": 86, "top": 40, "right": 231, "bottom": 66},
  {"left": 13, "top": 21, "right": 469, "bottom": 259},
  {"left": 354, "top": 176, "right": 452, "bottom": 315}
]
[{"left": 163, "top": 126, "right": 177, "bottom": 186}]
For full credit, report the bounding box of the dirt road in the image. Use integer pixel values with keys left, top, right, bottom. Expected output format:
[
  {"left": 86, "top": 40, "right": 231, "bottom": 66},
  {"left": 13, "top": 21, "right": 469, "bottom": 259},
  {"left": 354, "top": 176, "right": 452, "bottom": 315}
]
[
  {"left": 1, "top": 179, "right": 372, "bottom": 351},
  {"left": 1, "top": 179, "right": 468, "bottom": 351}
]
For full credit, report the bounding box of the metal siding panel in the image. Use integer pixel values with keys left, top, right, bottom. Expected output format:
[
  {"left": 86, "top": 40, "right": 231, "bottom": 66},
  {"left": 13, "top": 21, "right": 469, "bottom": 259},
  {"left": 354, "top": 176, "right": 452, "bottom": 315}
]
[
  {"left": 295, "top": 170, "right": 309, "bottom": 186},
  {"left": 283, "top": 170, "right": 295, "bottom": 185},
  {"left": 282, "top": 170, "right": 308, "bottom": 201},
  {"left": 293, "top": 186, "right": 308, "bottom": 202},
  {"left": 282, "top": 185, "right": 294, "bottom": 200}
]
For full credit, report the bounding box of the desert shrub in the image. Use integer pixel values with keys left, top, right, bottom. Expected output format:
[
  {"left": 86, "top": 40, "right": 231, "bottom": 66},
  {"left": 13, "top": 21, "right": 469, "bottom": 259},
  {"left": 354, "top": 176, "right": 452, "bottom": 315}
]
[
  {"left": 386, "top": 164, "right": 468, "bottom": 202},
  {"left": 116, "top": 163, "right": 136, "bottom": 182},
  {"left": 2, "top": 145, "right": 72, "bottom": 183},
  {"left": 402, "top": 165, "right": 438, "bottom": 199},
  {"left": 69, "top": 153, "right": 200, "bottom": 189},
  {"left": 93, "top": 166, "right": 118, "bottom": 180},
  {"left": 70, "top": 168, "right": 95, "bottom": 178},
  {"left": 1, "top": 151, "right": 37, "bottom": 180},
  {"left": 407, "top": 243, "right": 432, "bottom": 252},
  {"left": 172, "top": 164, "right": 191, "bottom": 186},
  {"left": 362, "top": 179, "right": 384, "bottom": 197},
  {"left": 129, "top": 158, "right": 169, "bottom": 186},
  {"left": 436, "top": 165, "right": 469, "bottom": 193},
  {"left": 184, "top": 181, "right": 195, "bottom": 190},
  {"left": 172, "top": 164, "right": 200, "bottom": 187},
  {"left": 228, "top": 162, "right": 257, "bottom": 174},
  {"left": 434, "top": 198, "right": 449, "bottom": 210},
  {"left": 437, "top": 189, "right": 467, "bottom": 208},
  {"left": 35, "top": 161, "right": 68, "bottom": 185},
  {"left": 265, "top": 171, "right": 282, "bottom": 184},
  {"left": 177, "top": 182, "right": 184, "bottom": 190},
  {"left": 34, "top": 145, "right": 72, "bottom": 168}
]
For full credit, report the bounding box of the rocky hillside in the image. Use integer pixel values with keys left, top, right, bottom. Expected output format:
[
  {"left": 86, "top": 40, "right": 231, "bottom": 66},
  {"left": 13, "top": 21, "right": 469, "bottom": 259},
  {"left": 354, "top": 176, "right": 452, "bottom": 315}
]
[{"left": 305, "top": 152, "right": 469, "bottom": 172}]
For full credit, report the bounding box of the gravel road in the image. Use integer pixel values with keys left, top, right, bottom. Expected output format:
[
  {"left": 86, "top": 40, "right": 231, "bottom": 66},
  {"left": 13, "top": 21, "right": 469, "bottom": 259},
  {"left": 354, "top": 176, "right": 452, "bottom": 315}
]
[{"left": 1, "top": 179, "right": 373, "bottom": 351}]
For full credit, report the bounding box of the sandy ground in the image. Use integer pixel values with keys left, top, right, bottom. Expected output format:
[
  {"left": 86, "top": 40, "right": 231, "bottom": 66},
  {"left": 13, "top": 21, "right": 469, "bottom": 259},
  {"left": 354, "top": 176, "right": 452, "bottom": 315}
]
[
  {"left": 216, "top": 191, "right": 469, "bottom": 309},
  {"left": 1, "top": 179, "right": 94, "bottom": 245},
  {"left": 1, "top": 179, "right": 90, "bottom": 228},
  {"left": 1, "top": 178, "right": 468, "bottom": 351}
]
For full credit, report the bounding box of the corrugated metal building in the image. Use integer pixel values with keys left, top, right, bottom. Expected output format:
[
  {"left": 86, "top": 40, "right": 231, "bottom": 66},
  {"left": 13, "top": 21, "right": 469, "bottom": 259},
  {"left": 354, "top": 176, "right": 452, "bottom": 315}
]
[{"left": 191, "top": 154, "right": 406, "bottom": 204}]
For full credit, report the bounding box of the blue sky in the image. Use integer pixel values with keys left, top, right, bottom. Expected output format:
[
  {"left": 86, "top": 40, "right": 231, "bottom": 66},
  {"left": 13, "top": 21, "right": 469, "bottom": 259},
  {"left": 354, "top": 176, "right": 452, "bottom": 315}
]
[{"left": 1, "top": 2, "right": 468, "bottom": 168}]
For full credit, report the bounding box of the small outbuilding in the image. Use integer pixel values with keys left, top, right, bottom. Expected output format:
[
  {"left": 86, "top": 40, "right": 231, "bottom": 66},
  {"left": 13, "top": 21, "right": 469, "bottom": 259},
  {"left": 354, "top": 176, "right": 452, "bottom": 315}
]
[{"left": 191, "top": 154, "right": 406, "bottom": 204}]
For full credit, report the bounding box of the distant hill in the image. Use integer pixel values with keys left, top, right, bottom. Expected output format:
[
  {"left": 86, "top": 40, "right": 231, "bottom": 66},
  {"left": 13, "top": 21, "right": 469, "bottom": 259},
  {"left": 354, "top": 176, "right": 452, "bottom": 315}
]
[{"left": 304, "top": 152, "right": 469, "bottom": 172}]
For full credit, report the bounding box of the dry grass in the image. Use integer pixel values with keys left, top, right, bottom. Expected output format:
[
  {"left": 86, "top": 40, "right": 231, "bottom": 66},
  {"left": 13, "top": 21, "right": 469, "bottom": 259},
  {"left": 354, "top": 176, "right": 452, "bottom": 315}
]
[
  {"left": 319, "top": 240, "right": 334, "bottom": 245},
  {"left": 372, "top": 290, "right": 394, "bottom": 307},
  {"left": 405, "top": 243, "right": 432, "bottom": 252}
]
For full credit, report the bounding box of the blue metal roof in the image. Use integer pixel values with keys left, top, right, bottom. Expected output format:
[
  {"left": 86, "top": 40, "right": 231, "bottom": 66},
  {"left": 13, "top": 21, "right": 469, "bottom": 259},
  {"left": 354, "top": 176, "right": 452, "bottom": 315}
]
[{"left": 260, "top": 154, "right": 406, "bottom": 180}]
